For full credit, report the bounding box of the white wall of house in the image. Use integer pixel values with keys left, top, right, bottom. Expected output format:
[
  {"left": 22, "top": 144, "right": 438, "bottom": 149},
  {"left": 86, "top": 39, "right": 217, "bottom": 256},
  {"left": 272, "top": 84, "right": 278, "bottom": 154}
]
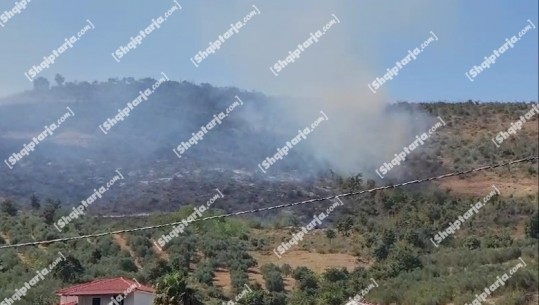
[
  {"left": 60, "top": 295, "right": 78, "bottom": 305},
  {"left": 77, "top": 293, "right": 137, "bottom": 305},
  {"left": 134, "top": 291, "right": 155, "bottom": 305}
]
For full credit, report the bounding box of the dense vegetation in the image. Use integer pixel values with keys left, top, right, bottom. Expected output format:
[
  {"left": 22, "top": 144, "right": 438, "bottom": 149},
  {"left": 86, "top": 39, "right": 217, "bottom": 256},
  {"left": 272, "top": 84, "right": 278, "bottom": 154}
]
[
  {"left": 0, "top": 78, "right": 537, "bottom": 304},
  {"left": 1, "top": 167, "right": 537, "bottom": 304}
]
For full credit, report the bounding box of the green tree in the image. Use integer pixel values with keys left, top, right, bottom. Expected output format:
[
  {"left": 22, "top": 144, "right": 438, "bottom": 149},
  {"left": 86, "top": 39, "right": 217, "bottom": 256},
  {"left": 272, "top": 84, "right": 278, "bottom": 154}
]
[
  {"left": 230, "top": 269, "right": 249, "bottom": 290},
  {"left": 33, "top": 77, "right": 50, "bottom": 91},
  {"left": 292, "top": 267, "right": 319, "bottom": 295},
  {"left": 336, "top": 216, "right": 353, "bottom": 237},
  {"left": 119, "top": 258, "right": 138, "bottom": 272},
  {"left": 525, "top": 210, "right": 538, "bottom": 239},
  {"left": 237, "top": 290, "right": 266, "bottom": 305},
  {"left": 325, "top": 229, "right": 336, "bottom": 245},
  {"left": 53, "top": 255, "right": 85, "bottom": 284},
  {"left": 148, "top": 260, "right": 172, "bottom": 283},
  {"left": 382, "top": 229, "right": 396, "bottom": 246},
  {"left": 463, "top": 235, "right": 481, "bottom": 250},
  {"left": 373, "top": 242, "right": 389, "bottom": 261},
  {"left": 154, "top": 272, "right": 202, "bottom": 305},
  {"left": 30, "top": 194, "right": 41, "bottom": 210},
  {"left": 89, "top": 248, "right": 102, "bottom": 264},
  {"left": 54, "top": 74, "right": 65, "bottom": 87},
  {"left": 322, "top": 268, "right": 348, "bottom": 282},
  {"left": 281, "top": 264, "right": 292, "bottom": 277},
  {"left": 264, "top": 271, "right": 285, "bottom": 292},
  {"left": 171, "top": 252, "right": 191, "bottom": 273},
  {"left": 0, "top": 200, "right": 17, "bottom": 216},
  {"left": 41, "top": 199, "right": 61, "bottom": 225},
  {"left": 386, "top": 246, "right": 423, "bottom": 277},
  {"left": 32, "top": 295, "right": 57, "bottom": 305},
  {"left": 287, "top": 291, "right": 316, "bottom": 305},
  {"left": 193, "top": 262, "right": 214, "bottom": 286}
]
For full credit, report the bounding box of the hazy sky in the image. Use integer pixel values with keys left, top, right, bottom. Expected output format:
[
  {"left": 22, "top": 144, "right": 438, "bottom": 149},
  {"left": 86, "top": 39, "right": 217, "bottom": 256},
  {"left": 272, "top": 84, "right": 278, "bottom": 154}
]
[{"left": 0, "top": 0, "right": 537, "bottom": 101}]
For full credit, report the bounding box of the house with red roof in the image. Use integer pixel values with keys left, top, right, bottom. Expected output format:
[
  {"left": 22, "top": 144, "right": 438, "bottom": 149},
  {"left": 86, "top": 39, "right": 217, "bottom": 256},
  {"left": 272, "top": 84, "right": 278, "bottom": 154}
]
[{"left": 56, "top": 277, "right": 155, "bottom": 305}]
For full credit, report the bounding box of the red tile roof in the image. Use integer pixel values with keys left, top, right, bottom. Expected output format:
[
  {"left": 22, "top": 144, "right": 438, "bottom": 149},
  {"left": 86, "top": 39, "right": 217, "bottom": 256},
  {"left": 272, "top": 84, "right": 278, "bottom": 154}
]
[{"left": 57, "top": 277, "right": 155, "bottom": 296}]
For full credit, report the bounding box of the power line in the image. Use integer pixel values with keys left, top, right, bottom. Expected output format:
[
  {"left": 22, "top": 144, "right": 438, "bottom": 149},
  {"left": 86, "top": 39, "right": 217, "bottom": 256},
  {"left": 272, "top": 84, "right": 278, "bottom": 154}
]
[{"left": 0, "top": 156, "right": 537, "bottom": 250}]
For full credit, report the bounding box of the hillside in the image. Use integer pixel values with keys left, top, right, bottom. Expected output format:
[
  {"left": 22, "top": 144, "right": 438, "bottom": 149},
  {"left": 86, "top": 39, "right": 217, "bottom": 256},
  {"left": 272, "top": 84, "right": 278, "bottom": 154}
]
[
  {"left": 0, "top": 98, "right": 537, "bottom": 305},
  {"left": 1, "top": 81, "right": 538, "bottom": 305}
]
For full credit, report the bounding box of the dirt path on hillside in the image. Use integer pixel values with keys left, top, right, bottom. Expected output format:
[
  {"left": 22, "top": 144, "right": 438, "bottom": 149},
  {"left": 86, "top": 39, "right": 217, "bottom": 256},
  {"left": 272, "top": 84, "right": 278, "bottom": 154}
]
[
  {"left": 0, "top": 232, "right": 29, "bottom": 265},
  {"left": 113, "top": 234, "right": 143, "bottom": 269},
  {"left": 150, "top": 238, "right": 170, "bottom": 261}
]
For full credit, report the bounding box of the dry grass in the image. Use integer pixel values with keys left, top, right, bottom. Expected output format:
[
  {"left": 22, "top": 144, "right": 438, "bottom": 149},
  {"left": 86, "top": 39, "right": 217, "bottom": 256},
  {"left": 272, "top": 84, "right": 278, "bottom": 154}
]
[
  {"left": 249, "top": 250, "right": 360, "bottom": 273},
  {"left": 434, "top": 107, "right": 538, "bottom": 197},
  {"left": 211, "top": 248, "right": 363, "bottom": 292},
  {"left": 438, "top": 172, "right": 538, "bottom": 198}
]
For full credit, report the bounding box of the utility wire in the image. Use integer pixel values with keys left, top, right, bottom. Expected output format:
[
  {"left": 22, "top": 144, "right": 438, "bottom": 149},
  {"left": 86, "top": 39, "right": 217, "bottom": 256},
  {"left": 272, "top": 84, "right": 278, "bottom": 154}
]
[{"left": 0, "top": 156, "right": 537, "bottom": 250}]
